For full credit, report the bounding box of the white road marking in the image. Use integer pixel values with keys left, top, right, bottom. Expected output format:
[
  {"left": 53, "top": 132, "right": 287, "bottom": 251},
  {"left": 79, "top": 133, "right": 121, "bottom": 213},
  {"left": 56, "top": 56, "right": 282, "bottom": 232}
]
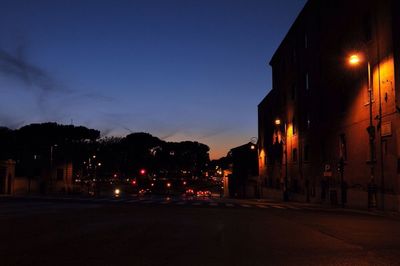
[
  {"left": 126, "top": 199, "right": 140, "bottom": 203},
  {"left": 141, "top": 200, "right": 154, "bottom": 204},
  {"left": 270, "top": 205, "right": 285, "bottom": 209},
  {"left": 285, "top": 205, "right": 301, "bottom": 210}
]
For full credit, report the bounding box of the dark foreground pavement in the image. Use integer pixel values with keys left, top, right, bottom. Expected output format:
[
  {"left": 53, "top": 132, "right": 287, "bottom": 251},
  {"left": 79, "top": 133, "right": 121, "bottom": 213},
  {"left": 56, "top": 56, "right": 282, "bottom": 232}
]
[{"left": 1, "top": 197, "right": 400, "bottom": 266}]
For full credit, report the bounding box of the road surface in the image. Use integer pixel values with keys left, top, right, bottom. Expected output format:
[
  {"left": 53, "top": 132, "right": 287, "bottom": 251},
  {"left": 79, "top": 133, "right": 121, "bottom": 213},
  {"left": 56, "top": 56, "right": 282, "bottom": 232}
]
[{"left": 1, "top": 196, "right": 399, "bottom": 266}]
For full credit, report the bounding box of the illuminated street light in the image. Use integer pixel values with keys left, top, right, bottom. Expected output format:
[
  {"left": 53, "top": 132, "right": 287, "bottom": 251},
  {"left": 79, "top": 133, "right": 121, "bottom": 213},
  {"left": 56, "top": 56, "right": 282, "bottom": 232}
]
[
  {"left": 348, "top": 52, "right": 376, "bottom": 208},
  {"left": 348, "top": 54, "right": 361, "bottom": 65},
  {"left": 275, "top": 119, "right": 281, "bottom": 125}
]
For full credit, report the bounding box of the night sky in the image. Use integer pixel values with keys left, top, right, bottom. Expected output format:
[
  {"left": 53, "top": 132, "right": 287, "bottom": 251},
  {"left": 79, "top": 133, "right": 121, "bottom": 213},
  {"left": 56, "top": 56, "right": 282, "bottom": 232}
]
[{"left": 0, "top": 0, "right": 306, "bottom": 159}]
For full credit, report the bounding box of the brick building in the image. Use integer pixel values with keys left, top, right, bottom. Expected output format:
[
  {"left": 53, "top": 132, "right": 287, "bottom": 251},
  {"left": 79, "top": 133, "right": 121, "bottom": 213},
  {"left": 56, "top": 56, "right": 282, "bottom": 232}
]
[{"left": 258, "top": 0, "right": 400, "bottom": 210}]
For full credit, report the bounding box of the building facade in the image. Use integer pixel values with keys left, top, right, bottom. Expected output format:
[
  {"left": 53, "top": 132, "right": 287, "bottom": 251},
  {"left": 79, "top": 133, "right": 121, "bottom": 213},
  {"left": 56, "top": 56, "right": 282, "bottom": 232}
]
[
  {"left": 228, "top": 142, "right": 259, "bottom": 198},
  {"left": 258, "top": 0, "right": 400, "bottom": 210}
]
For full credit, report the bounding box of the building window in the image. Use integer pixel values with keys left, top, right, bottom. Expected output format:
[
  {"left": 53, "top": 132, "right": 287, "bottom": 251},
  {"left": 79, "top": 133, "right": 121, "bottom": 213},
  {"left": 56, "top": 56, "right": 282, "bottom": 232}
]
[
  {"left": 0, "top": 167, "right": 5, "bottom": 180},
  {"left": 363, "top": 13, "right": 372, "bottom": 42},
  {"left": 292, "top": 148, "right": 298, "bottom": 162},
  {"left": 383, "top": 140, "right": 388, "bottom": 155},
  {"left": 305, "top": 73, "right": 310, "bottom": 90},
  {"left": 340, "top": 89, "right": 346, "bottom": 113},
  {"left": 339, "top": 134, "right": 347, "bottom": 161},
  {"left": 304, "top": 33, "right": 308, "bottom": 48},
  {"left": 292, "top": 49, "right": 297, "bottom": 63},
  {"left": 281, "top": 59, "right": 286, "bottom": 73},
  {"left": 57, "top": 168, "right": 64, "bottom": 181},
  {"left": 291, "top": 84, "right": 297, "bottom": 100},
  {"left": 304, "top": 145, "right": 309, "bottom": 161}
]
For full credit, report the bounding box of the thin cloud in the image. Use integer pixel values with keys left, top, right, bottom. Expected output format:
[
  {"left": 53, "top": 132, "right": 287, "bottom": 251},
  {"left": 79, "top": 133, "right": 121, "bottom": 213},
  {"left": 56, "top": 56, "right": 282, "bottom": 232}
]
[
  {"left": 0, "top": 46, "right": 118, "bottom": 127},
  {"left": 80, "top": 92, "right": 115, "bottom": 102},
  {"left": 0, "top": 48, "right": 58, "bottom": 92},
  {"left": 0, "top": 112, "right": 25, "bottom": 129}
]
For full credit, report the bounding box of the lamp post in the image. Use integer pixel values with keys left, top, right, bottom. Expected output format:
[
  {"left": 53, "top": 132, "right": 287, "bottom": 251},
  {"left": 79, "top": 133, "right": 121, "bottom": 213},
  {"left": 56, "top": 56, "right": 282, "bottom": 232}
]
[
  {"left": 348, "top": 53, "right": 377, "bottom": 208},
  {"left": 250, "top": 137, "right": 260, "bottom": 198},
  {"left": 49, "top": 144, "right": 58, "bottom": 193},
  {"left": 275, "top": 119, "right": 288, "bottom": 201}
]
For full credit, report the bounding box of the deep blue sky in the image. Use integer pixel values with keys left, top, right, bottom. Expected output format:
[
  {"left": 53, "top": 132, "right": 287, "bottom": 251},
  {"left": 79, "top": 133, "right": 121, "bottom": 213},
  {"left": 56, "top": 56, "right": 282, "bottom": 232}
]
[{"left": 0, "top": 0, "right": 306, "bottom": 159}]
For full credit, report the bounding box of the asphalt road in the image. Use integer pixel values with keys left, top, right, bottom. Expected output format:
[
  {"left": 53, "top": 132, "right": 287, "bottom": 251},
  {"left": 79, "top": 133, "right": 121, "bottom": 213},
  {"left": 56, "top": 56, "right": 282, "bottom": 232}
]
[{"left": 1, "top": 196, "right": 400, "bottom": 266}]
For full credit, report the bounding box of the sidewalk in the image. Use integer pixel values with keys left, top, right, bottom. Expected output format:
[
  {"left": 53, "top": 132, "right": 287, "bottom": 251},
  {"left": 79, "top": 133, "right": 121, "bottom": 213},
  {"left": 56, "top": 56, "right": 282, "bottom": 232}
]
[{"left": 215, "top": 196, "right": 400, "bottom": 219}]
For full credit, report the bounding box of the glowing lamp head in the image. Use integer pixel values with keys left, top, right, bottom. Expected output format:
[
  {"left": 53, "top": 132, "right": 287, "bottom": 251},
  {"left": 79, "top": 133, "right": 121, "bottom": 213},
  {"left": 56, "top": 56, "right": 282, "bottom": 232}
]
[
  {"left": 114, "top": 188, "right": 120, "bottom": 195},
  {"left": 349, "top": 54, "right": 361, "bottom": 65},
  {"left": 250, "top": 145, "right": 256, "bottom": 150},
  {"left": 140, "top": 169, "right": 146, "bottom": 175},
  {"left": 166, "top": 182, "right": 171, "bottom": 188},
  {"left": 275, "top": 119, "right": 281, "bottom": 125}
]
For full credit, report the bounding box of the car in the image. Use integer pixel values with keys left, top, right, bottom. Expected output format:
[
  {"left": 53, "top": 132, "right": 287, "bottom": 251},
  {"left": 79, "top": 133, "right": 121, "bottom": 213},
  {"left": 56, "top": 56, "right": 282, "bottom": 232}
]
[
  {"left": 196, "top": 190, "right": 211, "bottom": 198},
  {"left": 114, "top": 188, "right": 122, "bottom": 197},
  {"left": 184, "top": 188, "right": 195, "bottom": 197},
  {"left": 138, "top": 188, "right": 152, "bottom": 196}
]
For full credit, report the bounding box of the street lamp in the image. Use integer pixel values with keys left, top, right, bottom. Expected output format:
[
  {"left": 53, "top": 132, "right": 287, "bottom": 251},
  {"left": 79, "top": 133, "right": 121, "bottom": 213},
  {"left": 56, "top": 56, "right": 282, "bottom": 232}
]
[
  {"left": 275, "top": 119, "right": 288, "bottom": 201},
  {"left": 348, "top": 53, "right": 377, "bottom": 208},
  {"left": 49, "top": 144, "right": 58, "bottom": 193},
  {"left": 250, "top": 137, "right": 261, "bottom": 198}
]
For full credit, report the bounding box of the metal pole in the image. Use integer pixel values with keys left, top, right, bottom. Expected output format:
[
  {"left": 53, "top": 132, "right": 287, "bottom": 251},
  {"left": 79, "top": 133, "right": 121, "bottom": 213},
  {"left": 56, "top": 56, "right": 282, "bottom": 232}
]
[
  {"left": 50, "top": 145, "right": 53, "bottom": 193},
  {"left": 284, "top": 122, "right": 288, "bottom": 201},
  {"left": 367, "top": 61, "right": 377, "bottom": 208}
]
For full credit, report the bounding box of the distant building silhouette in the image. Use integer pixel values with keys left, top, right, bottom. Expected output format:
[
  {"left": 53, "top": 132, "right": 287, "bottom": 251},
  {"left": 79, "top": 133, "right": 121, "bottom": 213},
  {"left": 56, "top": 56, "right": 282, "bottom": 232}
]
[{"left": 228, "top": 142, "right": 259, "bottom": 198}]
